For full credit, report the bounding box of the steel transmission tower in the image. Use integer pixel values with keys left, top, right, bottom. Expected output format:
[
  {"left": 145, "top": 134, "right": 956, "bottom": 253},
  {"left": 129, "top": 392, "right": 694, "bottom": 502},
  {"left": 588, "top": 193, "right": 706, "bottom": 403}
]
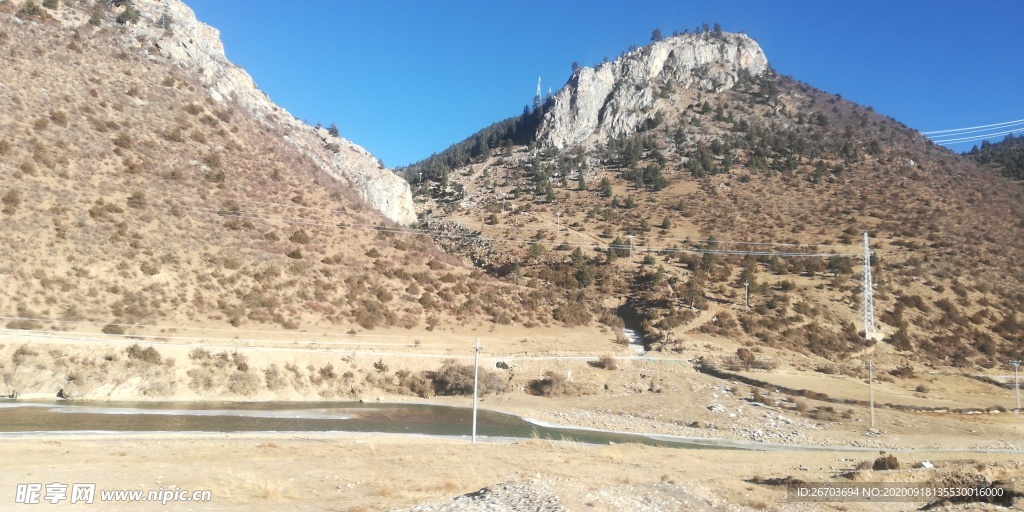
[
  {"left": 862, "top": 232, "right": 876, "bottom": 339},
  {"left": 534, "top": 77, "right": 542, "bottom": 111}
]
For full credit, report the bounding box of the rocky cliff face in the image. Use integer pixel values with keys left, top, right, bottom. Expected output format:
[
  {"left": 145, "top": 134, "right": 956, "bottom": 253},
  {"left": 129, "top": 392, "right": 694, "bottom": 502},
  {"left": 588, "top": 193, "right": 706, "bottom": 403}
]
[
  {"left": 537, "top": 32, "right": 768, "bottom": 149},
  {"left": 111, "top": 0, "right": 416, "bottom": 224}
]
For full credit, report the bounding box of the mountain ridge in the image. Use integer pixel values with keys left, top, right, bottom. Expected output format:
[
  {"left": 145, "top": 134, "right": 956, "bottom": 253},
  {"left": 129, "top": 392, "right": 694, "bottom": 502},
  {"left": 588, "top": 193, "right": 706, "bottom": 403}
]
[{"left": 105, "top": 0, "right": 416, "bottom": 224}]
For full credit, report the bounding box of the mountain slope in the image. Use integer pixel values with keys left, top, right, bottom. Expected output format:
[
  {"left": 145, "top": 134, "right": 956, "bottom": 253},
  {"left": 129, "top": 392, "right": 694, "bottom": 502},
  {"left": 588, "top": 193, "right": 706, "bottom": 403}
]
[
  {"left": 0, "top": 0, "right": 568, "bottom": 337},
  {"left": 405, "top": 31, "right": 1024, "bottom": 369},
  {"left": 967, "top": 133, "right": 1024, "bottom": 180}
]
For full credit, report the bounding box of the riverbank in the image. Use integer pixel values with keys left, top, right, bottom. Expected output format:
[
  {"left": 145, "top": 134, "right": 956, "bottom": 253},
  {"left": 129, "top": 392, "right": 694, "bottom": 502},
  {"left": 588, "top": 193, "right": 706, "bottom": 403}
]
[{"left": 3, "top": 333, "right": 1023, "bottom": 454}]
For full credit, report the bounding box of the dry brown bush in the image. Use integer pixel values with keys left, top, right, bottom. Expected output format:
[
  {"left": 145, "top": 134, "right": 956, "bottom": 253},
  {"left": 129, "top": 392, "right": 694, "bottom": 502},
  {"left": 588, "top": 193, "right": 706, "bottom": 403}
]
[
  {"left": 227, "top": 372, "right": 260, "bottom": 396},
  {"left": 264, "top": 364, "right": 288, "bottom": 391},
  {"left": 529, "top": 370, "right": 574, "bottom": 397},
  {"left": 125, "top": 344, "right": 161, "bottom": 365},
  {"left": 873, "top": 454, "right": 900, "bottom": 471},
  {"left": 430, "top": 360, "right": 507, "bottom": 396},
  {"left": 595, "top": 355, "right": 618, "bottom": 370}
]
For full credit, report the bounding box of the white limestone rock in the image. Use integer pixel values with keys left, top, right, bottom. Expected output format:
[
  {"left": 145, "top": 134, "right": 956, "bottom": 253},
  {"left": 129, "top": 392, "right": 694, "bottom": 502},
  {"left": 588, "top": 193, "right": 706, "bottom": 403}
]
[
  {"left": 113, "top": 0, "right": 416, "bottom": 224},
  {"left": 537, "top": 32, "right": 769, "bottom": 149}
]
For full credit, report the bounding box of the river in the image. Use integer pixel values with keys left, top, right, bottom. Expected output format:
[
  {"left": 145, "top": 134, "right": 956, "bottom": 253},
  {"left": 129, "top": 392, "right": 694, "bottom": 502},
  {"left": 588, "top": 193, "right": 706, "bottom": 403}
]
[{"left": 0, "top": 400, "right": 731, "bottom": 450}]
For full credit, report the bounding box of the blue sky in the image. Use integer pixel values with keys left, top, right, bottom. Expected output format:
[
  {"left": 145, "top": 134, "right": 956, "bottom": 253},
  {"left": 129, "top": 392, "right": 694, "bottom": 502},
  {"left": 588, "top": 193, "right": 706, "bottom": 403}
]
[{"left": 187, "top": 1, "right": 1023, "bottom": 167}]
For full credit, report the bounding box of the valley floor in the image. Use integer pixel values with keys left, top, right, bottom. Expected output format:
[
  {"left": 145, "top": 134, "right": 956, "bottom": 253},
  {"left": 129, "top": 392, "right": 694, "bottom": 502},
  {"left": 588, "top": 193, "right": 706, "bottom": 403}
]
[{"left": 1, "top": 330, "right": 1023, "bottom": 510}]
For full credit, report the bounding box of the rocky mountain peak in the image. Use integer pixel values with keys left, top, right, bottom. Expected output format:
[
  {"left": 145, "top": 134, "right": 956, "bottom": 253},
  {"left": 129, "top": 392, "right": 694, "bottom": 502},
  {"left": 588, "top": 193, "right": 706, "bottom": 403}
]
[
  {"left": 537, "top": 31, "right": 769, "bottom": 149},
  {"left": 107, "top": 0, "right": 416, "bottom": 224}
]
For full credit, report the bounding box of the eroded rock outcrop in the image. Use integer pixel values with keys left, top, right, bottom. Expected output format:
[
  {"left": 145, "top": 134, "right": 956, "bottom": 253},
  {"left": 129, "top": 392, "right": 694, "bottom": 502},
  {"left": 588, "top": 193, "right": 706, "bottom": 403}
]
[
  {"left": 537, "top": 32, "right": 769, "bottom": 149},
  {"left": 110, "top": 0, "right": 416, "bottom": 224}
]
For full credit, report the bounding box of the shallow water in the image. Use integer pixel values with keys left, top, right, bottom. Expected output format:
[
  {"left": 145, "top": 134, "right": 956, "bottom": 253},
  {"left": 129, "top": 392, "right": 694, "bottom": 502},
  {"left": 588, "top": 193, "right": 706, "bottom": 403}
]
[{"left": 0, "top": 400, "right": 729, "bottom": 449}]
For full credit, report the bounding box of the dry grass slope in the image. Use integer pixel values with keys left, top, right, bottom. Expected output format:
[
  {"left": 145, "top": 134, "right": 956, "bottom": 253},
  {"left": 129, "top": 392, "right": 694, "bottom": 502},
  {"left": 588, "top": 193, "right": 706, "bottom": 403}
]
[{"left": 0, "top": 1, "right": 568, "bottom": 339}]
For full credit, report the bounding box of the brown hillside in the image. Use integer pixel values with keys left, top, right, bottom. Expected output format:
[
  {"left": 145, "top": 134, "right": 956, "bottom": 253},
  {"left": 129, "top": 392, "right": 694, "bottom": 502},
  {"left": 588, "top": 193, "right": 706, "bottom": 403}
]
[
  {"left": 0, "top": 1, "right": 565, "bottom": 339},
  {"left": 408, "top": 34, "right": 1024, "bottom": 369}
]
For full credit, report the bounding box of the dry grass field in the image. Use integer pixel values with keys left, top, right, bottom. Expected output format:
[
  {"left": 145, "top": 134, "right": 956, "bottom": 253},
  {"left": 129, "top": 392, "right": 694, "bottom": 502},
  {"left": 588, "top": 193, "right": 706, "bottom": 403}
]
[{"left": 1, "top": 432, "right": 1021, "bottom": 511}]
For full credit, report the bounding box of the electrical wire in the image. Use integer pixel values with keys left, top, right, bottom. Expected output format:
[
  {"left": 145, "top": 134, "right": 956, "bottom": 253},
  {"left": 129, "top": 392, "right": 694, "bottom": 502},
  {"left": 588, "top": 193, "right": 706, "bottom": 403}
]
[{"left": 922, "top": 118, "right": 1024, "bottom": 135}]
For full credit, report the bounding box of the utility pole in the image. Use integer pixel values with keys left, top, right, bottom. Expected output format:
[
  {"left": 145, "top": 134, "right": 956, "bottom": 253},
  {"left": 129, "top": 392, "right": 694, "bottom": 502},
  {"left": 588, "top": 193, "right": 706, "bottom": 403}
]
[
  {"left": 862, "top": 232, "right": 876, "bottom": 339},
  {"left": 1011, "top": 360, "right": 1021, "bottom": 412},
  {"left": 743, "top": 281, "right": 750, "bottom": 312},
  {"left": 627, "top": 235, "right": 634, "bottom": 261},
  {"left": 556, "top": 211, "right": 562, "bottom": 234},
  {"left": 472, "top": 338, "right": 480, "bottom": 444},
  {"left": 868, "top": 360, "right": 875, "bottom": 429}
]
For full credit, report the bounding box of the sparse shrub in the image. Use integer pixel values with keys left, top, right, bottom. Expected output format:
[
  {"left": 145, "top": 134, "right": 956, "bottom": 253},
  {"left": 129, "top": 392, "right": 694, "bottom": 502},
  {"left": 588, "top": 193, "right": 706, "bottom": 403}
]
[
  {"left": 872, "top": 454, "right": 899, "bottom": 471},
  {"left": 189, "top": 348, "right": 211, "bottom": 361},
  {"left": 163, "top": 127, "right": 184, "bottom": 142},
  {"left": 736, "top": 347, "right": 754, "bottom": 361},
  {"left": 289, "top": 229, "right": 310, "bottom": 244},
  {"left": 101, "top": 323, "right": 126, "bottom": 335},
  {"left": 2, "top": 190, "right": 21, "bottom": 215},
  {"left": 126, "top": 191, "right": 146, "bottom": 209},
  {"left": 596, "top": 355, "right": 618, "bottom": 370},
  {"left": 401, "top": 372, "right": 434, "bottom": 398},
  {"left": 286, "top": 249, "right": 302, "bottom": 260},
  {"left": 264, "top": 364, "right": 287, "bottom": 391},
  {"left": 115, "top": 4, "right": 140, "bottom": 24},
  {"left": 112, "top": 133, "right": 132, "bottom": 149},
  {"left": 318, "top": 363, "right": 336, "bottom": 380},
  {"left": 529, "top": 370, "right": 572, "bottom": 397},
  {"left": 202, "top": 152, "right": 222, "bottom": 169},
  {"left": 7, "top": 318, "right": 42, "bottom": 330},
  {"left": 810, "top": 406, "right": 841, "bottom": 422},
  {"left": 915, "top": 384, "right": 929, "bottom": 393},
  {"left": 889, "top": 366, "right": 915, "bottom": 379},
  {"left": 856, "top": 460, "right": 872, "bottom": 470},
  {"left": 16, "top": 1, "right": 47, "bottom": 19},
  {"left": 187, "top": 368, "right": 215, "bottom": 393},
  {"left": 88, "top": 8, "right": 101, "bottom": 25},
  {"left": 553, "top": 302, "right": 590, "bottom": 326},
  {"left": 125, "top": 344, "right": 162, "bottom": 365},
  {"left": 199, "top": 114, "right": 219, "bottom": 127},
  {"left": 231, "top": 352, "right": 249, "bottom": 372},
  {"left": 12, "top": 345, "right": 40, "bottom": 365},
  {"left": 430, "top": 360, "right": 507, "bottom": 396},
  {"left": 49, "top": 110, "right": 68, "bottom": 126},
  {"left": 228, "top": 372, "right": 260, "bottom": 396}
]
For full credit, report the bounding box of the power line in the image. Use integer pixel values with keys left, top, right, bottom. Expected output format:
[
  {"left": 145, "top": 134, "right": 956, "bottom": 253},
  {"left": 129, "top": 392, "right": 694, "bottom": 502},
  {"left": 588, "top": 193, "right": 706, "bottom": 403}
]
[
  {"left": 930, "top": 129, "right": 1020, "bottom": 145},
  {"left": 928, "top": 122, "right": 1024, "bottom": 139},
  {"left": 922, "top": 117, "right": 1024, "bottom": 135}
]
